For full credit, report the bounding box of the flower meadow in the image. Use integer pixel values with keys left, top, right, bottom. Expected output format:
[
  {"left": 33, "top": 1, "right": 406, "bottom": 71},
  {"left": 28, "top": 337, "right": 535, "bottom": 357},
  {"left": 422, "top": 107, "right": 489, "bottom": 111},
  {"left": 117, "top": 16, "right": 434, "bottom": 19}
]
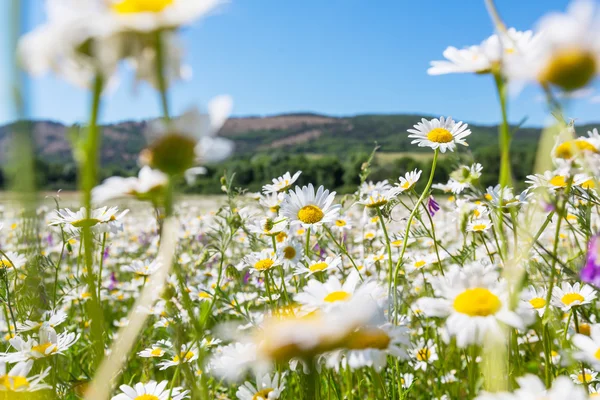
[{"left": 4, "top": 0, "right": 600, "bottom": 399}]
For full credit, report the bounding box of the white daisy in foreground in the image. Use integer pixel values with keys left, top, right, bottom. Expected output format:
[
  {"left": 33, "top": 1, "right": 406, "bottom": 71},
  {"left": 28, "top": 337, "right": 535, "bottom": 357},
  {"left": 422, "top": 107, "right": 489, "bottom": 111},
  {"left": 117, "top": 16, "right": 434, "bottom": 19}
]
[
  {"left": 407, "top": 117, "right": 471, "bottom": 153},
  {"left": 280, "top": 184, "right": 341, "bottom": 229},
  {"left": 236, "top": 372, "right": 286, "bottom": 400},
  {"left": 141, "top": 96, "right": 233, "bottom": 175},
  {"left": 525, "top": 171, "right": 589, "bottom": 191},
  {"left": 92, "top": 166, "right": 168, "bottom": 205},
  {"left": 0, "top": 360, "right": 50, "bottom": 392},
  {"left": 507, "top": 0, "right": 600, "bottom": 91},
  {"left": 263, "top": 171, "right": 302, "bottom": 194},
  {"left": 570, "top": 368, "right": 598, "bottom": 385},
  {"left": 416, "top": 263, "right": 524, "bottom": 347},
  {"left": 428, "top": 28, "right": 539, "bottom": 75},
  {"left": 111, "top": 380, "right": 189, "bottom": 400},
  {"left": 475, "top": 374, "right": 586, "bottom": 400},
  {"left": 551, "top": 282, "right": 596, "bottom": 310}
]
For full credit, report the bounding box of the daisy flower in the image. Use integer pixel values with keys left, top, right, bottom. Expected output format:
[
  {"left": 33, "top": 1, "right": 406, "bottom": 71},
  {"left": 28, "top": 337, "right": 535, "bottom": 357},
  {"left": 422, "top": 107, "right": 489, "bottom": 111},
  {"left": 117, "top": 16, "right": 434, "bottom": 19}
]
[
  {"left": 416, "top": 263, "right": 525, "bottom": 347},
  {"left": 551, "top": 282, "right": 596, "bottom": 310},
  {"left": 236, "top": 372, "right": 286, "bottom": 400},
  {"left": 466, "top": 217, "right": 493, "bottom": 233},
  {"left": 359, "top": 187, "right": 401, "bottom": 208},
  {"left": 331, "top": 215, "right": 353, "bottom": 232},
  {"left": 243, "top": 250, "right": 284, "bottom": 273},
  {"left": 92, "top": 166, "right": 168, "bottom": 205},
  {"left": 507, "top": 0, "right": 600, "bottom": 91},
  {"left": 141, "top": 98, "right": 233, "bottom": 175},
  {"left": 158, "top": 344, "right": 199, "bottom": 370},
  {"left": 7, "top": 324, "right": 79, "bottom": 361},
  {"left": 397, "top": 169, "right": 422, "bottom": 192},
  {"left": 280, "top": 184, "right": 341, "bottom": 229},
  {"left": 521, "top": 286, "right": 548, "bottom": 317},
  {"left": 525, "top": 171, "right": 589, "bottom": 191},
  {"left": 111, "top": 380, "right": 189, "bottom": 400},
  {"left": 405, "top": 254, "right": 437, "bottom": 274},
  {"left": 295, "top": 271, "right": 385, "bottom": 311},
  {"left": 259, "top": 192, "right": 285, "bottom": 216},
  {"left": 0, "top": 360, "right": 50, "bottom": 392},
  {"left": 277, "top": 240, "right": 304, "bottom": 268},
  {"left": 410, "top": 338, "right": 438, "bottom": 371},
  {"left": 294, "top": 256, "right": 342, "bottom": 276},
  {"left": 138, "top": 340, "right": 172, "bottom": 358},
  {"left": 428, "top": 28, "right": 540, "bottom": 75},
  {"left": 262, "top": 171, "right": 302, "bottom": 194},
  {"left": 0, "top": 252, "right": 26, "bottom": 270},
  {"left": 247, "top": 218, "right": 289, "bottom": 237},
  {"left": 570, "top": 368, "right": 598, "bottom": 385},
  {"left": 123, "top": 259, "right": 162, "bottom": 277},
  {"left": 572, "top": 324, "right": 600, "bottom": 369},
  {"left": 407, "top": 117, "right": 471, "bottom": 153}
]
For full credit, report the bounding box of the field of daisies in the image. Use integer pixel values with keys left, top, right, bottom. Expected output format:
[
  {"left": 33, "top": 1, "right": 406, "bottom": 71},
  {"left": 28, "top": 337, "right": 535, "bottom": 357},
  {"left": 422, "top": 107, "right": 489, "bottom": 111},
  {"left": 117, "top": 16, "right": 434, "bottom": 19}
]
[{"left": 4, "top": 0, "right": 600, "bottom": 399}]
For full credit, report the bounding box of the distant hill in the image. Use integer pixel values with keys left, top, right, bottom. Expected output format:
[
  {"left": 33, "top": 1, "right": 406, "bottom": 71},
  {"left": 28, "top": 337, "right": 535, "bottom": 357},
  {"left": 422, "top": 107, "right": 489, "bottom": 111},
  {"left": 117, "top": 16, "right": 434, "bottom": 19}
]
[{"left": 0, "top": 113, "right": 597, "bottom": 168}]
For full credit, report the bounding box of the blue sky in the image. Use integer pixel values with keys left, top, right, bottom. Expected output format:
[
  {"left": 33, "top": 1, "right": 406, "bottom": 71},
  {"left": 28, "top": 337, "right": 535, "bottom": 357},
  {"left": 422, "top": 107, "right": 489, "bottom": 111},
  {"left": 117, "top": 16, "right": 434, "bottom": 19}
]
[{"left": 2, "top": 0, "right": 599, "bottom": 126}]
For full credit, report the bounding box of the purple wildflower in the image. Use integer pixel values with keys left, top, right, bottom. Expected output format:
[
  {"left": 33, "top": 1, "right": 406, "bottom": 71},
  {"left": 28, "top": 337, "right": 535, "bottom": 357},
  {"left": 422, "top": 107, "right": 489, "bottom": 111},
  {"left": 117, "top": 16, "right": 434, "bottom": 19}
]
[
  {"left": 427, "top": 196, "right": 440, "bottom": 217},
  {"left": 581, "top": 234, "right": 600, "bottom": 287}
]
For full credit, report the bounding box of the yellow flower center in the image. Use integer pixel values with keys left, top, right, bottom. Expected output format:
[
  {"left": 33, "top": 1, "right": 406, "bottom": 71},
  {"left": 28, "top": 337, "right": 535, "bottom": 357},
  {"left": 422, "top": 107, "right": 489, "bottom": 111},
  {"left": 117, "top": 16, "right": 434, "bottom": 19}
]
[
  {"left": 112, "top": 0, "right": 174, "bottom": 14},
  {"left": 578, "top": 373, "right": 593, "bottom": 383},
  {"left": 453, "top": 288, "right": 502, "bottom": 317},
  {"left": 426, "top": 128, "right": 453, "bottom": 144},
  {"left": 324, "top": 290, "right": 351, "bottom": 303},
  {"left": 0, "top": 259, "right": 13, "bottom": 269},
  {"left": 529, "top": 297, "right": 546, "bottom": 309},
  {"left": 414, "top": 260, "right": 426, "bottom": 269},
  {"left": 335, "top": 220, "right": 347, "bottom": 227},
  {"left": 579, "top": 323, "right": 591, "bottom": 336},
  {"left": 594, "top": 348, "right": 600, "bottom": 361},
  {"left": 252, "top": 388, "right": 274, "bottom": 400},
  {"left": 198, "top": 292, "right": 211, "bottom": 299},
  {"left": 32, "top": 342, "right": 55, "bottom": 355},
  {"left": 346, "top": 328, "right": 391, "bottom": 350},
  {"left": 471, "top": 224, "right": 488, "bottom": 231},
  {"left": 134, "top": 395, "right": 160, "bottom": 400},
  {"left": 283, "top": 246, "right": 296, "bottom": 260},
  {"left": 150, "top": 348, "right": 164, "bottom": 357},
  {"left": 561, "top": 293, "right": 584, "bottom": 306},
  {"left": 366, "top": 196, "right": 388, "bottom": 208},
  {"left": 555, "top": 139, "right": 598, "bottom": 159},
  {"left": 254, "top": 259, "right": 275, "bottom": 271},
  {"left": 484, "top": 193, "right": 493, "bottom": 201},
  {"left": 276, "top": 232, "right": 287, "bottom": 243},
  {"left": 0, "top": 375, "right": 29, "bottom": 391},
  {"left": 582, "top": 179, "right": 595, "bottom": 190},
  {"left": 540, "top": 48, "right": 597, "bottom": 91},
  {"left": 297, "top": 205, "right": 324, "bottom": 224},
  {"left": 309, "top": 262, "right": 328, "bottom": 273},
  {"left": 172, "top": 351, "right": 194, "bottom": 363},
  {"left": 416, "top": 348, "right": 431, "bottom": 361},
  {"left": 549, "top": 175, "right": 567, "bottom": 187}
]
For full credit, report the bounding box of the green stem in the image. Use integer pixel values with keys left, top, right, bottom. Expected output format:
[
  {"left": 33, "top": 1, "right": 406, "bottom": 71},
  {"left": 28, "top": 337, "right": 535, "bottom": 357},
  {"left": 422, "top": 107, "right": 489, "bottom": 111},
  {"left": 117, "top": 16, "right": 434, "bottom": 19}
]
[
  {"left": 155, "top": 29, "right": 171, "bottom": 121},
  {"left": 494, "top": 72, "right": 512, "bottom": 188},
  {"left": 376, "top": 207, "right": 394, "bottom": 285},
  {"left": 393, "top": 149, "right": 438, "bottom": 323}
]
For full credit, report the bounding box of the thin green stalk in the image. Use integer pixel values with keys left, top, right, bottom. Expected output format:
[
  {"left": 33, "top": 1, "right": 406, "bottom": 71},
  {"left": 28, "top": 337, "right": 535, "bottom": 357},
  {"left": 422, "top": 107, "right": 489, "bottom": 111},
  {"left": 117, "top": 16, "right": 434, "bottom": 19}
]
[
  {"left": 376, "top": 207, "right": 394, "bottom": 284},
  {"left": 155, "top": 30, "right": 171, "bottom": 121},
  {"left": 494, "top": 72, "right": 512, "bottom": 188},
  {"left": 393, "top": 149, "right": 439, "bottom": 323}
]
